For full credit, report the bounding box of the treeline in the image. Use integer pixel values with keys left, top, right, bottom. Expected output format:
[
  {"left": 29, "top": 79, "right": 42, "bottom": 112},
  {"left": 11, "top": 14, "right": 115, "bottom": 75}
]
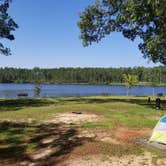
[{"left": 0, "top": 66, "right": 166, "bottom": 85}]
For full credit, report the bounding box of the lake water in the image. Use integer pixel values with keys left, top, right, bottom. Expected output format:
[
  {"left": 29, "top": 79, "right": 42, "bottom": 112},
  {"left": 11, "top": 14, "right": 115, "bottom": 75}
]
[{"left": 0, "top": 83, "right": 165, "bottom": 98}]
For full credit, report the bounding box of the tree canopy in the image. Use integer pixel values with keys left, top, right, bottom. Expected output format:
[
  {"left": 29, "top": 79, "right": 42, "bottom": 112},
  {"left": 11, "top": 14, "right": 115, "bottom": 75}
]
[
  {"left": 0, "top": 0, "right": 18, "bottom": 56},
  {"left": 78, "top": 0, "right": 166, "bottom": 65},
  {"left": 123, "top": 74, "right": 138, "bottom": 88},
  {"left": 0, "top": 66, "right": 165, "bottom": 85}
]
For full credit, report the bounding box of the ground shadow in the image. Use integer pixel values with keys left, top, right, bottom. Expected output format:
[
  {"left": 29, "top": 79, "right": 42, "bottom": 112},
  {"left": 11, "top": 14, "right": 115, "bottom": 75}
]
[
  {"left": 1, "top": 97, "right": 165, "bottom": 112},
  {"left": 0, "top": 98, "right": 55, "bottom": 111},
  {"left": 0, "top": 121, "right": 88, "bottom": 165},
  {"left": 61, "top": 97, "right": 166, "bottom": 110}
]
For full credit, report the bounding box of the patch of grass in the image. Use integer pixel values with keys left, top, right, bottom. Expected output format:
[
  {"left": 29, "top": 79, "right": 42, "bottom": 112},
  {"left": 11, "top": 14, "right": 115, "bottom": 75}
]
[
  {"left": 99, "top": 142, "right": 143, "bottom": 156},
  {"left": 0, "top": 122, "right": 37, "bottom": 147},
  {"left": 78, "top": 141, "right": 143, "bottom": 157},
  {"left": 105, "top": 108, "right": 157, "bottom": 128},
  {"left": 0, "top": 96, "right": 165, "bottom": 127}
]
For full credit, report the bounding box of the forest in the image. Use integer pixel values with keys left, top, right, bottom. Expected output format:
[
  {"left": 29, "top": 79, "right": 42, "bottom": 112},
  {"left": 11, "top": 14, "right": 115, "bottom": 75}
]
[{"left": 0, "top": 66, "right": 165, "bottom": 85}]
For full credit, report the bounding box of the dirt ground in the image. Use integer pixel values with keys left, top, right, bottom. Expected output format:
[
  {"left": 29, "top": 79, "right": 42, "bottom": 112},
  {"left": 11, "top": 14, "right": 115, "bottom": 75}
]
[
  {"left": 4, "top": 111, "right": 166, "bottom": 166},
  {"left": 47, "top": 111, "right": 100, "bottom": 124},
  {"left": 64, "top": 153, "right": 166, "bottom": 166}
]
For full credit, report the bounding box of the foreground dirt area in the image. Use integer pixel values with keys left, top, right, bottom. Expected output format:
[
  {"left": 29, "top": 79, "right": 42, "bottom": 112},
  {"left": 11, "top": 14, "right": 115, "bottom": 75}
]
[
  {"left": 1, "top": 111, "right": 166, "bottom": 166},
  {"left": 64, "top": 153, "right": 166, "bottom": 166},
  {"left": 46, "top": 111, "right": 100, "bottom": 124}
]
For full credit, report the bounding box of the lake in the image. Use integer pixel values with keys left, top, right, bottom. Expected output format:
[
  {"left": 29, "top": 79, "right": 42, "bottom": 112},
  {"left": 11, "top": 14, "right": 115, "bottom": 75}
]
[{"left": 0, "top": 83, "right": 166, "bottom": 98}]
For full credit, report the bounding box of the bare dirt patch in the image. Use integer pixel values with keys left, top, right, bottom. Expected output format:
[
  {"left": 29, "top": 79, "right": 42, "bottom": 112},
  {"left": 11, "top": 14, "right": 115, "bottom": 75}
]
[
  {"left": 114, "top": 128, "right": 152, "bottom": 143},
  {"left": 95, "top": 129, "right": 122, "bottom": 144},
  {"left": 78, "top": 129, "right": 122, "bottom": 145},
  {"left": 64, "top": 152, "right": 166, "bottom": 166},
  {"left": 77, "top": 128, "right": 151, "bottom": 145},
  {"left": 47, "top": 111, "right": 100, "bottom": 124},
  {"left": 77, "top": 130, "right": 96, "bottom": 139}
]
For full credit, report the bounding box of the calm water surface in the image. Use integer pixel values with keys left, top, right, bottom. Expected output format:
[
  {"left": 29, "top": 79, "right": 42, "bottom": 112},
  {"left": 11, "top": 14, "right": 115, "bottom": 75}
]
[{"left": 0, "top": 83, "right": 165, "bottom": 98}]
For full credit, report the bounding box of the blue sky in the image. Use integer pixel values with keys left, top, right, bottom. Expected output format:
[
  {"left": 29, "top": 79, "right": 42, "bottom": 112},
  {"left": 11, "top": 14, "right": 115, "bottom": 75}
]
[{"left": 0, "top": 0, "right": 160, "bottom": 68}]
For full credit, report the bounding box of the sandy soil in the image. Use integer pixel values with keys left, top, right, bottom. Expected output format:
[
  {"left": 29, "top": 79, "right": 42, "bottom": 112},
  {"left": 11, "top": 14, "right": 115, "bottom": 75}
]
[
  {"left": 47, "top": 112, "right": 99, "bottom": 124},
  {"left": 65, "top": 152, "right": 166, "bottom": 166}
]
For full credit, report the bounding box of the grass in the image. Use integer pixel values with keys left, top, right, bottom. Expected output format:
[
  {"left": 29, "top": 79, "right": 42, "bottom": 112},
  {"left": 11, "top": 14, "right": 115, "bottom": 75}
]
[
  {"left": 82, "top": 121, "right": 113, "bottom": 129},
  {"left": 0, "top": 96, "right": 166, "bottom": 165},
  {"left": 0, "top": 96, "right": 165, "bottom": 127}
]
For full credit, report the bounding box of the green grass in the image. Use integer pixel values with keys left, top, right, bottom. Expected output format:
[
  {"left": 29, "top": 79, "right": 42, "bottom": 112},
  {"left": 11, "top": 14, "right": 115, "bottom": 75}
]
[
  {"left": 0, "top": 96, "right": 165, "bottom": 127},
  {"left": 82, "top": 121, "right": 113, "bottom": 129},
  {"left": 0, "top": 96, "right": 166, "bottom": 165}
]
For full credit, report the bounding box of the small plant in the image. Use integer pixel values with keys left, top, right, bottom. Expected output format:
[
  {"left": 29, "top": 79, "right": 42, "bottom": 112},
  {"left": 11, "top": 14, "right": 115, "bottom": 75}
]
[{"left": 34, "top": 84, "right": 41, "bottom": 97}]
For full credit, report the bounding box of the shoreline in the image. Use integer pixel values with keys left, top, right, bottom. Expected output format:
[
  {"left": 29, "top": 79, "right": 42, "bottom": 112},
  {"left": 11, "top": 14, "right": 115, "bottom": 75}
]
[{"left": 0, "top": 82, "right": 166, "bottom": 87}]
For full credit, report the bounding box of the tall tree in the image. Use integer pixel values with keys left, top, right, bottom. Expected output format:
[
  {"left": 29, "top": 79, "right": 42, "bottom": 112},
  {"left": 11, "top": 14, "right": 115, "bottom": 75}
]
[
  {"left": 78, "top": 0, "right": 166, "bottom": 65},
  {"left": 0, "top": 0, "right": 18, "bottom": 56}
]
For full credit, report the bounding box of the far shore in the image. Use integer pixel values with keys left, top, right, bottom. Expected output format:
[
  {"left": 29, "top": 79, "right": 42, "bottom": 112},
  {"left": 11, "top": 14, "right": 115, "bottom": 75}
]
[{"left": 0, "top": 82, "right": 166, "bottom": 86}]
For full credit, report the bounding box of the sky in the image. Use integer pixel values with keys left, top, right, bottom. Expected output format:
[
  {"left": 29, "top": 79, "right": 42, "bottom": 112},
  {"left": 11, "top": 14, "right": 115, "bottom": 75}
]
[{"left": 0, "top": 0, "right": 161, "bottom": 68}]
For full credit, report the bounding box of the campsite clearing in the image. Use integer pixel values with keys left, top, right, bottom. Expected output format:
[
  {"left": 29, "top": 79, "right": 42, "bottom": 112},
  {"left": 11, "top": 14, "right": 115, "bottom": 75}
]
[{"left": 0, "top": 96, "right": 166, "bottom": 165}]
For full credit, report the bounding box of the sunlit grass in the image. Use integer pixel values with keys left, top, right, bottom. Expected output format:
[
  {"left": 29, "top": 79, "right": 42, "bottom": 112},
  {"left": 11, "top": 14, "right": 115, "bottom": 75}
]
[{"left": 0, "top": 96, "right": 165, "bottom": 128}]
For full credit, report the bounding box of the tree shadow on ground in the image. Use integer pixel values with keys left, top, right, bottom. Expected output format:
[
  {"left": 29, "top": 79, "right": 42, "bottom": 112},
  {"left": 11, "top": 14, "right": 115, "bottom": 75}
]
[
  {"left": 0, "top": 99, "right": 55, "bottom": 112},
  {"left": 61, "top": 97, "right": 166, "bottom": 110},
  {"left": 0, "top": 121, "right": 88, "bottom": 165}
]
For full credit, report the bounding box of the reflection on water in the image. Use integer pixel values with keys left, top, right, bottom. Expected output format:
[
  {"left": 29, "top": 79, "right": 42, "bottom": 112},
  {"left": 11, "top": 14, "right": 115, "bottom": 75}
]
[{"left": 0, "top": 83, "right": 165, "bottom": 98}]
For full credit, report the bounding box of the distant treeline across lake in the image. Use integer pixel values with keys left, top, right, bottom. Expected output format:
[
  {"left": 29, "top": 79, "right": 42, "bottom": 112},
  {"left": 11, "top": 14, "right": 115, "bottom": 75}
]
[
  {"left": 0, "top": 84, "right": 166, "bottom": 98},
  {"left": 0, "top": 66, "right": 166, "bottom": 85}
]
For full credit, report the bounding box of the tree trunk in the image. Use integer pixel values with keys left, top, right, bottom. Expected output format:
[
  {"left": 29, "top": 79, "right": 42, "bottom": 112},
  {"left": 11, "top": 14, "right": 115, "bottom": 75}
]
[
  {"left": 152, "top": 87, "right": 155, "bottom": 96},
  {"left": 126, "top": 88, "right": 129, "bottom": 96}
]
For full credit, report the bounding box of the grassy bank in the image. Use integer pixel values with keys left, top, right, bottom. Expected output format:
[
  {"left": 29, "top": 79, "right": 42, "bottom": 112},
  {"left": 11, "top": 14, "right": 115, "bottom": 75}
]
[
  {"left": 0, "top": 96, "right": 165, "bottom": 126},
  {"left": 0, "top": 96, "right": 166, "bottom": 165}
]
